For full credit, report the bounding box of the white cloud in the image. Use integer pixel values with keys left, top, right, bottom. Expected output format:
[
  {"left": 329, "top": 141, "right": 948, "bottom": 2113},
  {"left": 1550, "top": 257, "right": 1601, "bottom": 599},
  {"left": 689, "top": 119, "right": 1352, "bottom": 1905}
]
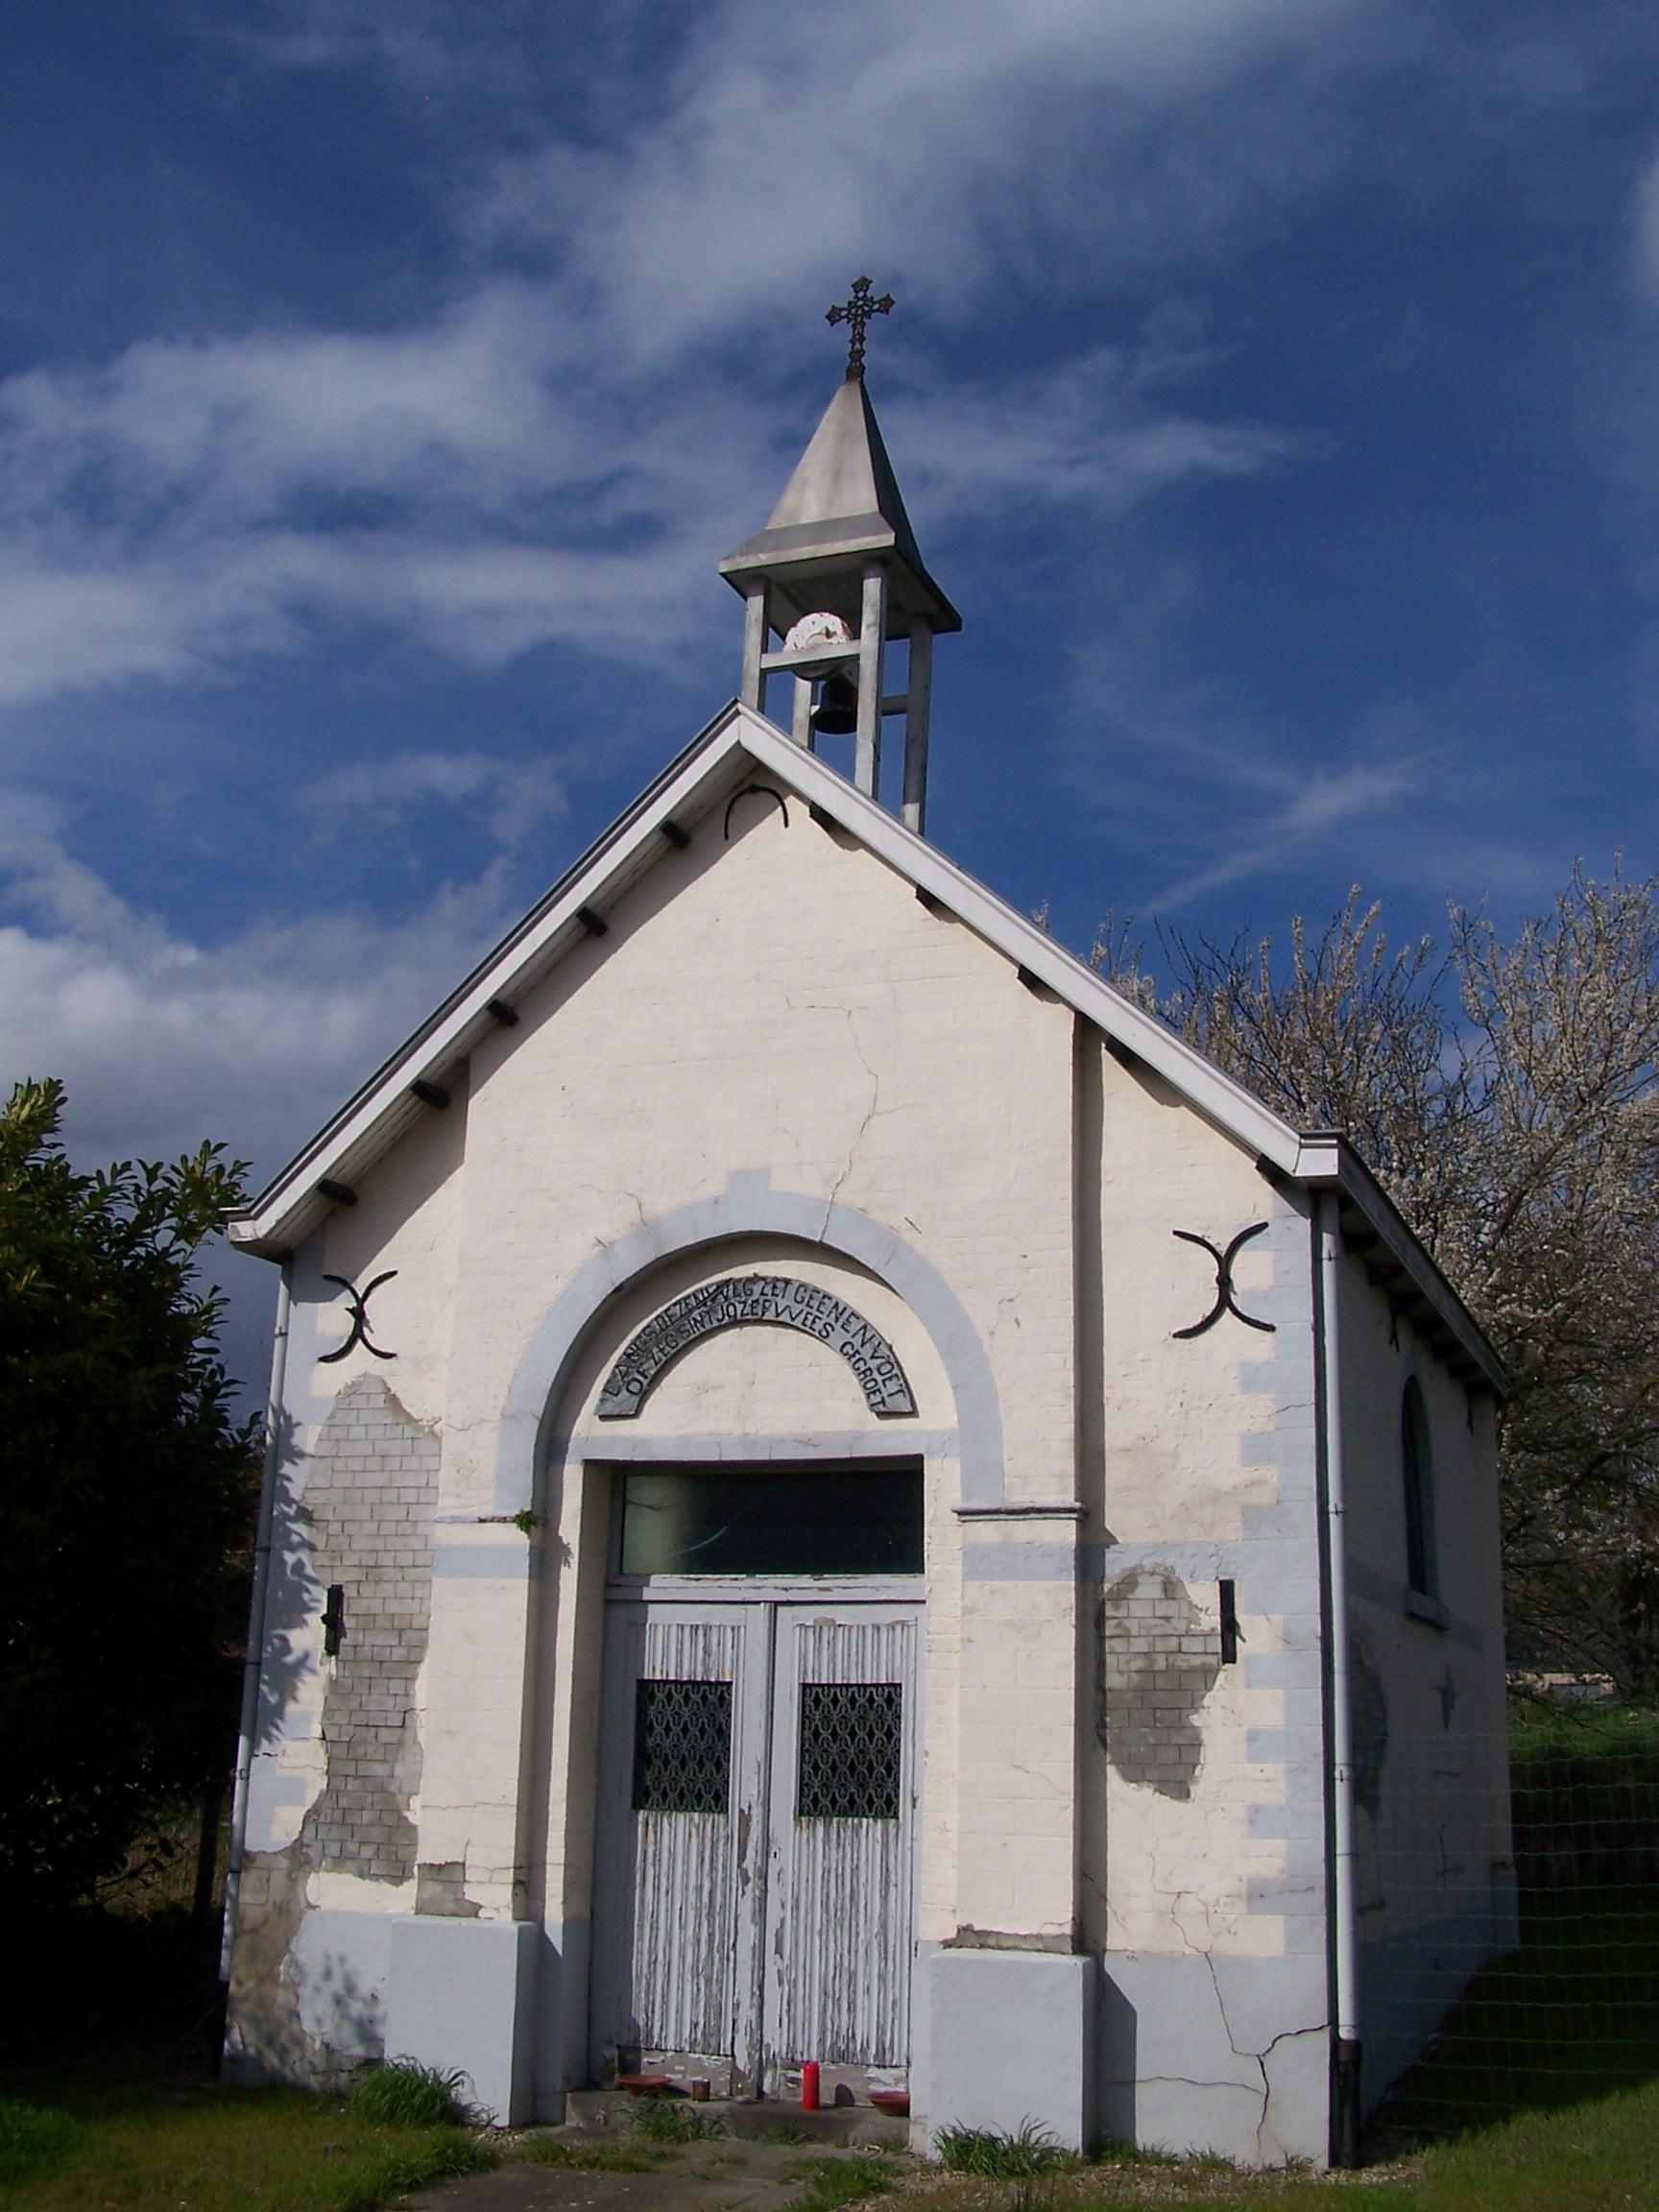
[
  {"left": 302, "top": 747, "right": 569, "bottom": 847},
  {"left": 0, "top": 802, "right": 516, "bottom": 1175},
  {"left": 1147, "top": 761, "right": 1417, "bottom": 911},
  {"left": 474, "top": 0, "right": 1383, "bottom": 360},
  {"left": 0, "top": 0, "right": 1420, "bottom": 719},
  {"left": 884, "top": 348, "right": 1310, "bottom": 522},
  {"left": 0, "top": 299, "right": 1307, "bottom": 708}
]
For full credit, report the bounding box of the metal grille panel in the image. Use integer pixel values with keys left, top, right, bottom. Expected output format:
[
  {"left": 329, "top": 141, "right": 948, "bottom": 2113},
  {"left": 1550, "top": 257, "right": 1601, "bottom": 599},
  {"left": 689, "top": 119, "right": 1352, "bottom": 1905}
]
[
  {"left": 797, "top": 1682, "right": 902, "bottom": 1819},
  {"left": 633, "top": 1677, "right": 733, "bottom": 1815}
]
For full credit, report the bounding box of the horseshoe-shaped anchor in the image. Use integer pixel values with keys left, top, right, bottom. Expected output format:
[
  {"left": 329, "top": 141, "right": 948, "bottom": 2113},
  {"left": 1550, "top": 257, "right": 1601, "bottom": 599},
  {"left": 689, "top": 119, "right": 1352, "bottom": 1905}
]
[
  {"left": 1171, "top": 1223, "right": 1275, "bottom": 1339},
  {"left": 319, "top": 1270, "right": 398, "bottom": 1362}
]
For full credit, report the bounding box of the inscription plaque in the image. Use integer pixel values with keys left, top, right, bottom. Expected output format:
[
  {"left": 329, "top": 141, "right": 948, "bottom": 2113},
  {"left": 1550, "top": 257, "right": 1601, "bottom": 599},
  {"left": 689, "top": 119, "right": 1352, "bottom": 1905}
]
[{"left": 597, "top": 1274, "right": 915, "bottom": 1421}]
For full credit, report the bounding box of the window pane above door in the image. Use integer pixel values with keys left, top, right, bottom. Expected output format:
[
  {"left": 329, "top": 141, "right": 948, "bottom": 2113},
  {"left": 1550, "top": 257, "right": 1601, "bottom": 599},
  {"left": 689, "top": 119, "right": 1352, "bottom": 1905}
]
[{"left": 617, "top": 1465, "right": 924, "bottom": 1576}]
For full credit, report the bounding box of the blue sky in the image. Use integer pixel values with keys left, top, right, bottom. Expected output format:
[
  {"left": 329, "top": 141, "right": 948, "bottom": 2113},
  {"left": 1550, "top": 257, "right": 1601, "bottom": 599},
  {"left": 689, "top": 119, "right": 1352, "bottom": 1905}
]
[{"left": 4, "top": 0, "right": 1659, "bottom": 1389}]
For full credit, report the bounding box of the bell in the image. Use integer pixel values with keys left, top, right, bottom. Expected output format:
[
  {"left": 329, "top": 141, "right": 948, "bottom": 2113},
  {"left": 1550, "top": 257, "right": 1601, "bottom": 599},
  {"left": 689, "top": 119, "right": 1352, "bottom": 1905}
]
[{"left": 810, "top": 672, "right": 858, "bottom": 738}]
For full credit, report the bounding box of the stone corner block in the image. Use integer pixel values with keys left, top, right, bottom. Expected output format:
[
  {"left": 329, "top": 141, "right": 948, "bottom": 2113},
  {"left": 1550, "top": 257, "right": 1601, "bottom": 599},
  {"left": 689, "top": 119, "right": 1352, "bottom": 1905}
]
[
  {"left": 385, "top": 1917, "right": 538, "bottom": 2125},
  {"left": 919, "top": 1948, "right": 1097, "bottom": 2153}
]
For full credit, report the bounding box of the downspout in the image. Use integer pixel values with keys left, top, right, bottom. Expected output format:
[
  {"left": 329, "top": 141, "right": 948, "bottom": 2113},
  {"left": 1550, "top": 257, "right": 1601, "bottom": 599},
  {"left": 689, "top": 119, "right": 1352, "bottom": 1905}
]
[
  {"left": 1315, "top": 1192, "right": 1362, "bottom": 2165},
  {"left": 220, "top": 1262, "right": 293, "bottom": 1989}
]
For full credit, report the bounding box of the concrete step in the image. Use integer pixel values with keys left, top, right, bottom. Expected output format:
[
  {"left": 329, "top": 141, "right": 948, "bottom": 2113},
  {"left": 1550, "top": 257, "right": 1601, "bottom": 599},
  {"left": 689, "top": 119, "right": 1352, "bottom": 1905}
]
[{"left": 563, "top": 2090, "right": 908, "bottom": 2148}]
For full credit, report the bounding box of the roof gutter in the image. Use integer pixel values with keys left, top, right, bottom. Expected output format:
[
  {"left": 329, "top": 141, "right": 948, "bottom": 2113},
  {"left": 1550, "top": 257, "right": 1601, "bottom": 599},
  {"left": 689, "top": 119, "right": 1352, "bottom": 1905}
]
[{"left": 1290, "top": 1133, "right": 1506, "bottom": 1399}]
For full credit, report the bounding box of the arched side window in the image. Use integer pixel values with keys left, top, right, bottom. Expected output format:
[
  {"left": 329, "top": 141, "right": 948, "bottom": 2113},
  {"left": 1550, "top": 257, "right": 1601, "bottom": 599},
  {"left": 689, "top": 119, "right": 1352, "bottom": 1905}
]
[{"left": 1402, "top": 1377, "right": 1436, "bottom": 1599}]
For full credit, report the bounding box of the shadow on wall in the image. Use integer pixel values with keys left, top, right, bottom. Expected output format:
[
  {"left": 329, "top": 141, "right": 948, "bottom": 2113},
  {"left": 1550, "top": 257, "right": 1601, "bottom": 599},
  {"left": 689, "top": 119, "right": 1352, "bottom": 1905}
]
[
  {"left": 226, "top": 1857, "right": 386, "bottom": 2087},
  {"left": 1096, "top": 1974, "right": 1140, "bottom": 2149},
  {"left": 257, "top": 1403, "right": 316, "bottom": 1758}
]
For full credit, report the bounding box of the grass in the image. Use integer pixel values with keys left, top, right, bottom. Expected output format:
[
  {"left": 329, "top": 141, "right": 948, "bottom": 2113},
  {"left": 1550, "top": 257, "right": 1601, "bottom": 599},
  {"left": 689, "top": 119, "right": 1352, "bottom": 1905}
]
[
  {"left": 625, "top": 2093, "right": 727, "bottom": 2143},
  {"left": 936, "top": 2121, "right": 1073, "bottom": 2177},
  {"left": 908, "top": 2086, "right": 1659, "bottom": 2208},
  {"left": 1378, "top": 1883, "right": 1659, "bottom": 2133},
  {"left": 1509, "top": 1701, "right": 1659, "bottom": 1879},
  {"left": 516, "top": 2131, "right": 669, "bottom": 2172},
  {"left": 0, "top": 2081, "right": 495, "bottom": 2212},
  {"left": 784, "top": 2152, "right": 902, "bottom": 2210},
  {"left": 0, "top": 2097, "right": 76, "bottom": 2190},
  {"left": 346, "top": 2058, "right": 474, "bottom": 2129}
]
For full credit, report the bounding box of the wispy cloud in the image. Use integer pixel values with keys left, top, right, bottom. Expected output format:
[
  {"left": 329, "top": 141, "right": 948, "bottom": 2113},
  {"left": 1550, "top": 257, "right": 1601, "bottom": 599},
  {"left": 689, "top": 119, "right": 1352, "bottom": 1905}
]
[
  {"left": 0, "top": 289, "right": 1310, "bottom": 710},
  {"left": 474, "top": 0, "right": 1383, "bottom": 361},
  {"left": 1633, "top": 147, "right": 1659, "bottom": 298},
  {"left": 0, "top": 796, "right": 516, "bottom": 1172},
  {"left": 301, "top": 747, "right": 568, "bottom": 847},
  {"left": 1147, "top": 760, "right": 1417, "bottom": 911}
]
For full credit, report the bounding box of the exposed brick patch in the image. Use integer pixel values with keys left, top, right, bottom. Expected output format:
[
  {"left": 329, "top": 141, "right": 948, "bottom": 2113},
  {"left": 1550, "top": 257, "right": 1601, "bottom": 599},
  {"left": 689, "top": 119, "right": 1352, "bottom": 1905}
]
[
  {"left": 1097, "top": 1564, "right": 1220, "bottom": 1800},
  {"left": 416, "top": 1860, "right": 483, "bottom": 1917},
  {"left": 298, "top": 1375, "right": 439, "bottom": 1883}
]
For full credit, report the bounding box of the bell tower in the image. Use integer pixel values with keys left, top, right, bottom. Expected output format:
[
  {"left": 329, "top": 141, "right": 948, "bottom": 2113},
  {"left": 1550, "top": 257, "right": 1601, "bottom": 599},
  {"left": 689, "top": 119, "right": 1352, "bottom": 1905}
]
[{"left": 719, "top": 277, "right": 960, "bottom": 834}]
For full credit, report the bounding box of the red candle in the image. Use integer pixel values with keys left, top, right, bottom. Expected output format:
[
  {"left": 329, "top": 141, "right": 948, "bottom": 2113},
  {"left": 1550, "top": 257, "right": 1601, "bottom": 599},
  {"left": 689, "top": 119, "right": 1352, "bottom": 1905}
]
[{"left": 801, "top": 2061, "right": 820, "bottom": 2111}]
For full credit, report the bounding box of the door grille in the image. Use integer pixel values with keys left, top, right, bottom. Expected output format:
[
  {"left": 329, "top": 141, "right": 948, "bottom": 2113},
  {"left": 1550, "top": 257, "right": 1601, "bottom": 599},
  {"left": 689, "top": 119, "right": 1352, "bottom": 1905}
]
[
  {"left": 632, "top": 1677, "right": 733, "bottom": 1814},
  {"left": 797, "top": 1682, "right": 902, "bottom": 1819}
]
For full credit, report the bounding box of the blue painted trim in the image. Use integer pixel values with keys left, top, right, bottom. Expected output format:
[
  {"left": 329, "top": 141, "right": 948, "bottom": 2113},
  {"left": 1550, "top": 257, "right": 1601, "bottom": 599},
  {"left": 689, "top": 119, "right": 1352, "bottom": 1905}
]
[{"left": 491, "top": 1172, "right": 1003, "bottom": 1512}]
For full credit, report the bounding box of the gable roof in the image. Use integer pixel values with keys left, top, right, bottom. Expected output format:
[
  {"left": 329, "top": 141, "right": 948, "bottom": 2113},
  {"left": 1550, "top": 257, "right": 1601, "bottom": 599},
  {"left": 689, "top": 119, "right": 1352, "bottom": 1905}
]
[{"left": 227, "top": 701, "right": 1504, "bottom": 1394}]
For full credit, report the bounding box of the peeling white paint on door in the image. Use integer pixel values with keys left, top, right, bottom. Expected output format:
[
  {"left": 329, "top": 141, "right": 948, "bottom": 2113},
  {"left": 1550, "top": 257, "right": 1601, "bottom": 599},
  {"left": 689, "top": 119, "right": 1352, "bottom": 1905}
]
[{"left": 763, "top": 1610, "right": 918, "bottom": 2083}]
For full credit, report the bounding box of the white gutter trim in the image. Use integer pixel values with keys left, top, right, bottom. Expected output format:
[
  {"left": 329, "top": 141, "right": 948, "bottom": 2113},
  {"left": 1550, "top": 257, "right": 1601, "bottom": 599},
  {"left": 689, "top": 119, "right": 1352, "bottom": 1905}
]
[
  {"left": 220, "top": 1262, "right": 291, "bottom": 1985},
  {"left": 1317, "top": 1193, "right": 1361, "bottom": 2053},
  {"left": 227, "top": 704, "right": 760, "bottom": 1256},
  {"left": 1294, "top": 1132, "right": 1505, "bottom": 1395},
  {"left": 227, "top": 702, "right": 1309, "bottom": 1258},
  {"left": 223, "top": 704, "right": 1500, "bottom": 1391}
]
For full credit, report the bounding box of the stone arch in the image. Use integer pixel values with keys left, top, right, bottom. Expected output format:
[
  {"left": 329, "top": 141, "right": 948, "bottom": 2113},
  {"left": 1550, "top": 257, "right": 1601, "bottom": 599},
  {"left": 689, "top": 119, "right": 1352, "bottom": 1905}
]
[{"left": 491, "top": 1172, "right": 1003, "bottom": 1512}]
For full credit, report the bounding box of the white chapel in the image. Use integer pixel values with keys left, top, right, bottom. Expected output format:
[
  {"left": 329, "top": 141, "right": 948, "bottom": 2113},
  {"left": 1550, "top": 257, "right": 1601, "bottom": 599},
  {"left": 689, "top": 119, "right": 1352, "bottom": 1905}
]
[{"left": 222, "top": 287, "right": 1516, "bottom": 2167}]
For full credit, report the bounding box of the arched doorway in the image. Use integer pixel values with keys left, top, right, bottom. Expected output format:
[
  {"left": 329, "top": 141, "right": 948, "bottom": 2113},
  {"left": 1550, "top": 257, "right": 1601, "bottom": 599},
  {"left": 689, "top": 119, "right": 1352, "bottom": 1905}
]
[
  {"left": 589, "top": 1456, "right": 924, "bottom": 2096},
  {"left": 572, "top": 1264, "right": 932, "bottom": 2099}
]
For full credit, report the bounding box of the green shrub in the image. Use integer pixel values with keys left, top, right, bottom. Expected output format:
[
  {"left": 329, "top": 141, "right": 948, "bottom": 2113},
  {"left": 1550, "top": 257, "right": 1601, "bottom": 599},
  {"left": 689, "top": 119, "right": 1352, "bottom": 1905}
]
[
  {"left": 0, "top": 2093, "right": 77, "bottom": 2184},
  {"left": 934, "top": 2120, "right": 1069, "bottom": 2176},
  {"left": 345, "top": 2058, "right": 474, "bottom": 2128}
]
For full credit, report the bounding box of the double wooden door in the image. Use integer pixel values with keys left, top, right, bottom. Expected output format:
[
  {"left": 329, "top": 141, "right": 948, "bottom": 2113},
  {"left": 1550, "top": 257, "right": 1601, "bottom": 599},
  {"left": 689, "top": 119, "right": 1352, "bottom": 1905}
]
[{"left": 590, "top": 1599, "right": 920, "bottom": 2096}]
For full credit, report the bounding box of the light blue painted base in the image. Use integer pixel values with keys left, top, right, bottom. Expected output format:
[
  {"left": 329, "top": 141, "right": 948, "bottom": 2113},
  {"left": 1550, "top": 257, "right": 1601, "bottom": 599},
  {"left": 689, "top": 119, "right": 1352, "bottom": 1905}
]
[
  {"left": 385, "top": 1919, "right": 540, "bottom": 2124},
  {"left": 919, "top": 1950, "right": 1097, "bottom": 2152}
]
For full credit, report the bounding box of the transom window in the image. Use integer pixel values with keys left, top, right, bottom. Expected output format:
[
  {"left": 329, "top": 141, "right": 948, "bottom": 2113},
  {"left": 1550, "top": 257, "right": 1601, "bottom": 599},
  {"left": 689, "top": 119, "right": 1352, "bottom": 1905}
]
[{"left": 616, "top": 1463, "right": 924, "bottom": 1577}]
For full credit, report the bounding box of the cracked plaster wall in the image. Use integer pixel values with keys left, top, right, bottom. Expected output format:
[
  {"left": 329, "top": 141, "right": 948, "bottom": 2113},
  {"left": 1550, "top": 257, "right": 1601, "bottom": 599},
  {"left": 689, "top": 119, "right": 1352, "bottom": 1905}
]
[
  {"left": 413, "top": 791, "right": 1076, "bottom": 1960},
  {"left": 1335, "top": 1262, "right": 1515, "bottom": 2105},
  {"left": 227, "top": 1372, "right": 443, "bottom": 2084},
  {"left": 1088, "top": 1040, "right": 1333, "bottom": 2160}
]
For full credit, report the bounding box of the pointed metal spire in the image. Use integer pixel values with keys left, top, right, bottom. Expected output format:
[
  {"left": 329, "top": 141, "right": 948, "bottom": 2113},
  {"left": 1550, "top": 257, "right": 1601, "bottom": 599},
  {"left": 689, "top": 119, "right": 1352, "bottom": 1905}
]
[
  {"left": 718, "top": 291, "right": 957, "bottom": 834},
  {"left": 719, "top": 374, "right": 957, "bottom": 634}
]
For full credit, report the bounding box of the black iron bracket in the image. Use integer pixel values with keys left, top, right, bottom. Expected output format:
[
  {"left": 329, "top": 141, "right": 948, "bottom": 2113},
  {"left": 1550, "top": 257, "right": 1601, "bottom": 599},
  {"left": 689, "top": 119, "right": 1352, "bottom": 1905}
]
[
  {"left": 1171, "top": 1222, "right": 1276, "bottom": 1339},
  {"left": 319, "top": 1270, "right": 398, "bottom": 1363}
]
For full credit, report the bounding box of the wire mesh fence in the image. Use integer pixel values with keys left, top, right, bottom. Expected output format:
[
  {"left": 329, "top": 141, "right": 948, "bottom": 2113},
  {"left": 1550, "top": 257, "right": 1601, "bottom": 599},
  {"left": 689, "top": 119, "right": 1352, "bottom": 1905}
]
[{"left": 1370, "top": 1696, "right": 1659, "bottom": 2146}]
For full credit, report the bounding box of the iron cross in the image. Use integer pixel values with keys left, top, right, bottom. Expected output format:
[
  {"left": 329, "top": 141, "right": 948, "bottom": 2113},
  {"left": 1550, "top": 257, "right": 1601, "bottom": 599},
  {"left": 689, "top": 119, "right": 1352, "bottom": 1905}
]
[{"left": 826, "top": 275, "right": 894, "bottom": 378}]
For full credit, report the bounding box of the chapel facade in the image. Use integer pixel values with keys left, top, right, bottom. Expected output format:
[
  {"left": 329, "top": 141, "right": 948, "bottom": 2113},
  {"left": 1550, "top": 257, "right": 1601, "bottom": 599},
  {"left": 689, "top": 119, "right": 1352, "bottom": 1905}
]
[{"left": 222, "top": 313, "right": 1515, "bottom": 2165}]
